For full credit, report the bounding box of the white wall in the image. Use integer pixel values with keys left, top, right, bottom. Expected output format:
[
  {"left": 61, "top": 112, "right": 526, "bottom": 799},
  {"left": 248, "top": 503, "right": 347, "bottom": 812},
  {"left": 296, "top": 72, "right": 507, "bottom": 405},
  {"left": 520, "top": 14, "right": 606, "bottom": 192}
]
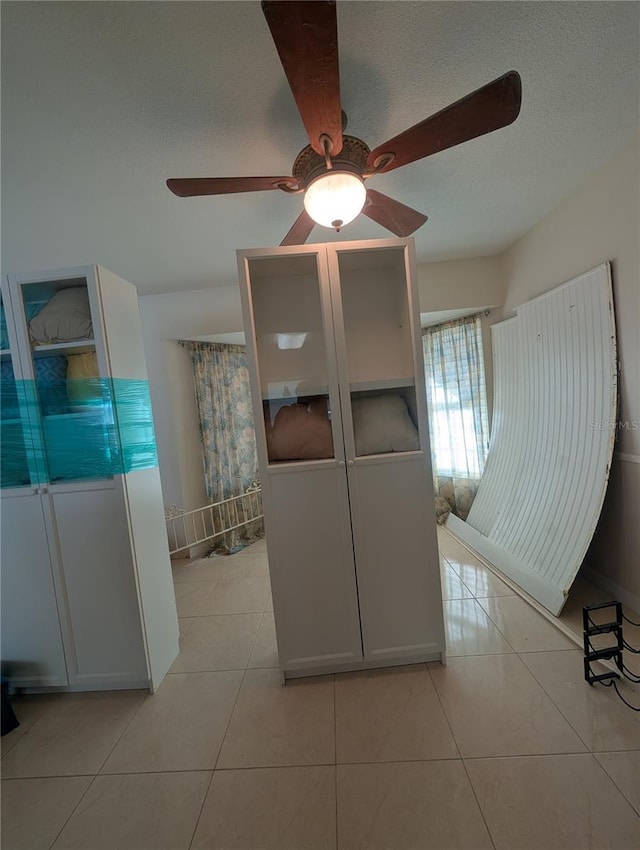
[
  {"left": 140, "top": 257, "right": 506, "bottom": 514},
  {"left": 499, "top": 131, "right": 640, "bottom": 608},
  {"left": 416, "top": 255, "right": 504, "bottom": 312},
  {"left": 417, "top": 255, "right": 505, "bottom": 424},
  {"left": 138, "top": 286, "right": 243, "bottom": 510}
]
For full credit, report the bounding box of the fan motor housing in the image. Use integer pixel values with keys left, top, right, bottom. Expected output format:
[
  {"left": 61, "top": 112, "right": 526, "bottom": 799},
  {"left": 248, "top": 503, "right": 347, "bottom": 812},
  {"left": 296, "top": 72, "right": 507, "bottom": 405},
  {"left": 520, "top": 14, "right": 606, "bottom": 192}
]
[{"left": 292, "top": 135, "right": 371, "bottom": 189}]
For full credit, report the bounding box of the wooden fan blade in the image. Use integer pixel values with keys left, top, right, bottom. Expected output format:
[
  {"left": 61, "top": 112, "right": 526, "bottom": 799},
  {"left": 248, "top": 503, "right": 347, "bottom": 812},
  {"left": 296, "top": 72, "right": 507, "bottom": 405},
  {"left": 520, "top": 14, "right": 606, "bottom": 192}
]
[
  {"left": 166, "top": 177, "right": 295, "bottom": 197},
  {"left": 262, "top": 1, "right": 343, "bottom": 156},
  {"left": 280, "top": 209, "right": 315, "bottom": 246},
  {"left": 363, "top": 189, "right": 428, "bottom": 237},
  {"left": 367, "top": 71, "right": 522, "bottom": 174}
]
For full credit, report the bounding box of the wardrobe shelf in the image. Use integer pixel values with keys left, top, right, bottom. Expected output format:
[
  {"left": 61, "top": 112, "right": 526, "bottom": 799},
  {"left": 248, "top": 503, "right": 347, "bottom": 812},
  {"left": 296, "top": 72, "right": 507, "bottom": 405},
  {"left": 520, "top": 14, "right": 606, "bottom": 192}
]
[
  {"left": 350, "top": 377, "right": 415, "bottom": 392},
  {"left": 32, "top": 339, "right": 96, "bottom": 358},
  {"left": 261, "top": 381, "right": 329, "bottom": 400}
]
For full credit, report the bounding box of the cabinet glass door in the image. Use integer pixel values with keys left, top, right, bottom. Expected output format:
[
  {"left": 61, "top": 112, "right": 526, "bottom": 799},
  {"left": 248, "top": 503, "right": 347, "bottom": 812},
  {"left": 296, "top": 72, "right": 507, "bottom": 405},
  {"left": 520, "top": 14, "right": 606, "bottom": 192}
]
[
  {"left": 1, "top": 296, "right": 33, "bottom": 488},
  {"left": 247, "top": 253, "right": 337, "bottom": 464},
  {"left": 13, "top": 277, "right": 116, "bottom": 483},
  {"left": 332, "top": 245, "right": 422, "bottom": 458}
]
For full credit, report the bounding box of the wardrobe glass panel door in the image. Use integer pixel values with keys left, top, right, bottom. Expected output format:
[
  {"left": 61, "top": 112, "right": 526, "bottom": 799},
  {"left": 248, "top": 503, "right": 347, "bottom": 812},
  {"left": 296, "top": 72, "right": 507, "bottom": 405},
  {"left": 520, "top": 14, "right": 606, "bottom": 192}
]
[
  {"left": 1, "top": 295, "right": 32, "bottom": 488},
  {"left": 335, "top": 246, "right": 421, "bottom": 457},
  {"left": 15, "top": 278, "right": 115, "bottom": 483},
  {"left": 247, "top": 254, "right": 336, "bottom": 464}
]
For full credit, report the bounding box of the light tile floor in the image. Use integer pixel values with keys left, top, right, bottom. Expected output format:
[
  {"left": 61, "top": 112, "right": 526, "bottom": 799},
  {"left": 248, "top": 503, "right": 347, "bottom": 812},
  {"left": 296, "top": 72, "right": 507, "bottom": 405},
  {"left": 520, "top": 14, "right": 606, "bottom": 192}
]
[{"left": 2, "top": 529, "right": 640, "bottom": 849}]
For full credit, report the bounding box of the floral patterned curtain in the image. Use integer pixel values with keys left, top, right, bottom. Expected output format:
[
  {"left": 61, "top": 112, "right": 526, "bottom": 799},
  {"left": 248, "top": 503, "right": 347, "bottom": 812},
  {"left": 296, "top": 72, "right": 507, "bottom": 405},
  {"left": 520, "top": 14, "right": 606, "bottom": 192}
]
[
  {"left": 422, "top": 315, "right": 490, "bottom": 522},
  {"left": 185, "top": 341, "right": 263, "bottom": 552}
]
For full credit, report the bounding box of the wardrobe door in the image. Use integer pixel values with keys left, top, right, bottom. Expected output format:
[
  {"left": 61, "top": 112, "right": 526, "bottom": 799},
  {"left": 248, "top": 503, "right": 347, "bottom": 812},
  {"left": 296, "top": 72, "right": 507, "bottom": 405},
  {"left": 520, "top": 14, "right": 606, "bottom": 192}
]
[
  {"left": 0, "top": 490, "right": 68, "bottom": 687},
  {"left": 328, "top": 240, "right": 445, "bottom": 666},
  {"left": 238, "top": 246, "right": 363, "bottom": 677},
  {"left": 1, "top": 281, "right": 68, "bottom": 687},
  {"left": 50, "top": 481, "right": 149, "bottom": 687},
  {"left": 347, "top": 454, "right": 444, "bottom": 663},
  {"left": 264, "top": 463, "right": 363, "bottom": 674},
  {"left": 7, "top": 268, "right": 112, "bottom": 488}
]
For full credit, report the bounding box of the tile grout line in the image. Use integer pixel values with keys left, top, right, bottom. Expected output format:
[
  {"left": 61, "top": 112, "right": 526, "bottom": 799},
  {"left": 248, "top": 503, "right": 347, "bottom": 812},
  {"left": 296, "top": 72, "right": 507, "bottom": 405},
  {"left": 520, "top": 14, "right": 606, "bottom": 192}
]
[
  {"left": 445, "top": 651, "right": 516, "bottom": 659},
  {"left": 186, "top": 595, "right": 261, "bottom": 849},
  {"left": 333, "top": 672, "right": 338, "bottom": 850},
  {"left": 424, "top": 658, "right": 501, "bottom": 847},
  {"left": 176, "top": 609, "right": 268, "bottom": 618},
  {"left": 165, "top": 665, "right": 279, "bottom": 676},
  {"left": 514, "top": 648, "right": 594, "bottom": 754},
  {"left": 459, "top": 757, "right": 498, "bottom": 850},
  {"left": 3, "top": 748, "right": 619, "bottom": 785},
  {"left": 186, "top": 769, "right": 216, "bottom": 850},
  {"left": 439, "top": 541, "right": 561, "bottom": 787},
  {"left": 39, "top": 691, "right": 150, "bottom": 848},
  {"left": 475, "top": 595, "right": 575, "bottom": 655},
  {"left": 591, "top": 752, "right": 640, "bottom": 817},
  {"left": 94, "top": 690, "right": 150, "bottom": 777},
  {"left": 430, "top": 620, "right": 593, "bottom": 758},
  {"left": 455, "top": 568, "right": 479, "bottom": 601},
  {"left": 425, "top": 662, "right": 461, "bottom": 761},
  {"left": 459, "top": 577, "right": 520, "bottom": 652},
  {"left": 46, "top": 773, "right": 100, "bottom": 849},
  {"left": 441, "top": 526, "right": 592, "bottom": 651},
  {"left": 178, "top": 616, "right": 196, "bottom": 642},
  {"left": 210, "top": 602, "right": 264, "bottom": 765},
  {"left": 206, "top": 662, "right": 249, "bottom": 756},
  {"left": 121, "top": 559, "right": 267, "bottom": 846},
  {"left": 471, "top": 597, "right": 517, "bottom": 645},
  {"left": 438, "top": 750, "right": 603, "bottom": 762},
  {"left": 1, "top": 695, "right": 62, "bottom": 760},
  {"left": 248, "top": 609, "right": 268, "bottom": 669}
]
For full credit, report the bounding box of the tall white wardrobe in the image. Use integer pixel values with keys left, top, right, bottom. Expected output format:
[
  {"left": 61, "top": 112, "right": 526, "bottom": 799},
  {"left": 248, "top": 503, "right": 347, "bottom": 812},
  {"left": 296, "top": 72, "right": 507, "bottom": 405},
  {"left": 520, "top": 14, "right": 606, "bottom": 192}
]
[
  {"left": 1, "top": 265, "right": 178, "bottom": 692},
  {"left": 237, "top": 238, "right": 445, "bottom": 680}
]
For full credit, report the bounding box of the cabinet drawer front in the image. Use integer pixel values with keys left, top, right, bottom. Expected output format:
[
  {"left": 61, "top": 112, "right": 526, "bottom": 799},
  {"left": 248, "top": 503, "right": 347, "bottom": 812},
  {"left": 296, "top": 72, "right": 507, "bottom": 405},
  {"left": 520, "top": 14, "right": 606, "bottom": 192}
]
[{"left": 265, "top": 465, "right": 363, "bottom": 672}]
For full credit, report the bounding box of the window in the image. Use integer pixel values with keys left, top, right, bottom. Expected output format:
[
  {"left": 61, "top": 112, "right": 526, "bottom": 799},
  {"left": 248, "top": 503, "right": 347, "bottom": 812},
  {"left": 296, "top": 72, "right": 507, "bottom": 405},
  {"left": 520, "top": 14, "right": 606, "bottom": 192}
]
[{"left": 422, "top": 315, "right": 489, "bottom": 481}]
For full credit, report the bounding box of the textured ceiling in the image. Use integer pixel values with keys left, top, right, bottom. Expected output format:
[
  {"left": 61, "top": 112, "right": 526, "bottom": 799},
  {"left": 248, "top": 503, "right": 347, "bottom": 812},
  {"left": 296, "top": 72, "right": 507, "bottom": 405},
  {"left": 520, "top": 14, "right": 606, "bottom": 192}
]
[{"left": 1, "top": 1, "right": 638, "bottom": 294}]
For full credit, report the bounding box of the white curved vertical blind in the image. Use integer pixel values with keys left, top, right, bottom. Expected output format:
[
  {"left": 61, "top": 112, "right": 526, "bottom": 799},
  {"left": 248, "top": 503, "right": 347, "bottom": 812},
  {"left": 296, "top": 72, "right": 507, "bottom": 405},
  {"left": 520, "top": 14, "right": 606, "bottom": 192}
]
[{"left": 449, "top": 263, "right": 617, "bottom": 614}]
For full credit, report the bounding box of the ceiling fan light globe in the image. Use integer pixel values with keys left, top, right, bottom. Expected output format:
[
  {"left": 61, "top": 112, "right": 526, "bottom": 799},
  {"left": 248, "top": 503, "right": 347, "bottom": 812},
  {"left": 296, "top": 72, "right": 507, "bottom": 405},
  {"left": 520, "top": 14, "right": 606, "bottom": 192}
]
[{"left": 303, "top": 172, "right": 366, "bottom": 230}]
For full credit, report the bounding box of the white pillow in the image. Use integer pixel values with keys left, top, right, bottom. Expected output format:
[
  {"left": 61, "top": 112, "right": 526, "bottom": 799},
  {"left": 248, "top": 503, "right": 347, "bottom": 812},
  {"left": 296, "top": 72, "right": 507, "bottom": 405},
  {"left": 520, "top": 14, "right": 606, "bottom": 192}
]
[
  {"left": 351, "top": 394, "right": 420, "bottom": 455},
  {"left": 29, "top": 287, "right": 93, "bottom": 344}
]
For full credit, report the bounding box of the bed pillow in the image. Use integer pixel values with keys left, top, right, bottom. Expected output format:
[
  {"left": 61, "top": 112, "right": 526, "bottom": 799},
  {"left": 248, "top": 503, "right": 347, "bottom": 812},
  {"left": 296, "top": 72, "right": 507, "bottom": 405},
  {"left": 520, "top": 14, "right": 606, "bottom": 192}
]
[
  {"left": 351, "top": 394, "right": 419, "bottom": 455},
  {"left": 267, "top": 400, "right": 333, "bottom": 461},
  {"left": 66, "top": 352, "right": 101, "bottom": 406},
  {"left": 0, "top": 304, "right": 8, "bottom": 351},
  {"left": 29, "top": 288, "right": 93, "bottom": 345}
]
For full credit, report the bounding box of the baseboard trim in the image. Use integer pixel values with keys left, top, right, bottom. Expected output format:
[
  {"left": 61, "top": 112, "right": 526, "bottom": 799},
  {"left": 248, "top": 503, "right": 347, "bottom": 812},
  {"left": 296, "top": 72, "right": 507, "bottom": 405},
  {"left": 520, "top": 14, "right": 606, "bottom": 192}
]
[
  {"left": 616, "top": 452, "right": 640, "bottom": 464},
  {"left": 581, "top": 566, "right": 640, "bottom": 615}
]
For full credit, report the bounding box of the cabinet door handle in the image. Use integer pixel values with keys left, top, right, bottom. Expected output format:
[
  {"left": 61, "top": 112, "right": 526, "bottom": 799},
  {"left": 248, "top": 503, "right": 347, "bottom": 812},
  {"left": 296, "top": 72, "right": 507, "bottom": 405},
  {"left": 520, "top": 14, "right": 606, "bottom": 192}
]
[
  {"left": 347, "top": 460, "right": 354, "bottom": 467},
  {"left": 338, "top": 460, "right": 345, "bottom": 468}
]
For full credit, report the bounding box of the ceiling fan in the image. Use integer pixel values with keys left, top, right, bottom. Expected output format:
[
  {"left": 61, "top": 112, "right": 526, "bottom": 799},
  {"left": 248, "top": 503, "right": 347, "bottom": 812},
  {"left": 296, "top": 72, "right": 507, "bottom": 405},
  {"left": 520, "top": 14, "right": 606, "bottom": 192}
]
[{"left": 167, "top": 1, "right": 522, "bottom": 246}]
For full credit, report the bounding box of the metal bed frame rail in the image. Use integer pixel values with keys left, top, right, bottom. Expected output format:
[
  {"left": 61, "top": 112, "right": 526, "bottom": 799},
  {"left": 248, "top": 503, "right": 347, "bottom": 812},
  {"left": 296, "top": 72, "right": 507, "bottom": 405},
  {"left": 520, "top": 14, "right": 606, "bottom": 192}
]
[{"left": 164, "top": 484, "right": 263, "bottom": 556}]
